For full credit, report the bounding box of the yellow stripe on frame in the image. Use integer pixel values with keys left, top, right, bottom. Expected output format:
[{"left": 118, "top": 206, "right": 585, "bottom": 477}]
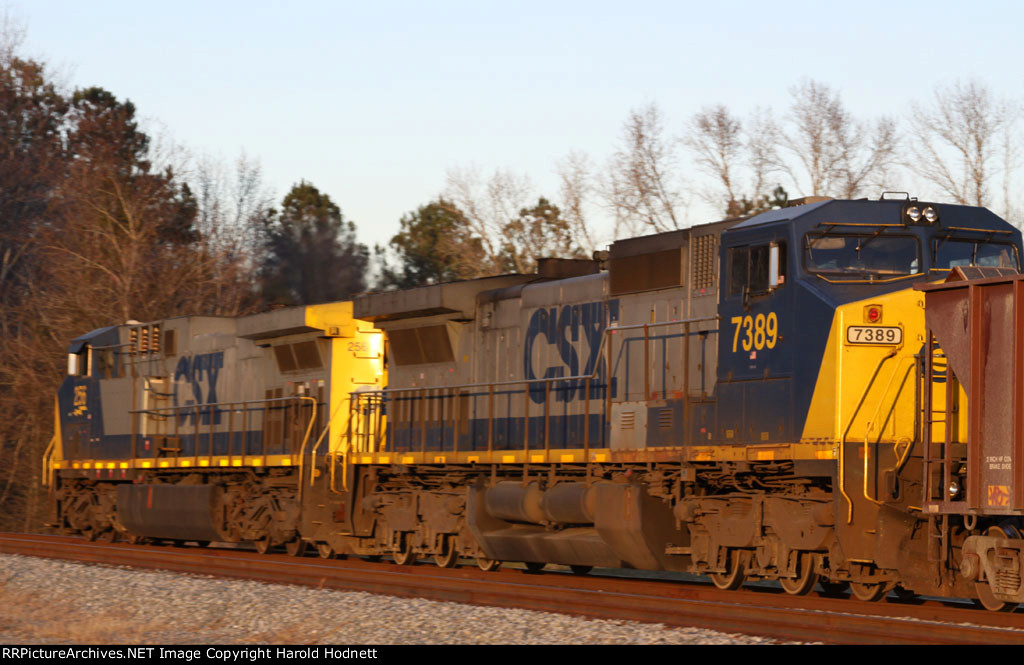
[
  {"left": 502, "top": 455, "right": 516, "bottom": 463},
  {"left": 560, "top": 454, "right": 575, "bottom": 463},
  {"left": 530, "top": 454, "right": 544, "bottom": 463}
]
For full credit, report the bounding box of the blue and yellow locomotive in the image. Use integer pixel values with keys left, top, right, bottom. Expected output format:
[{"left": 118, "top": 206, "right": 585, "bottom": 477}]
[{"left": 46, "top": 196, "right": 1024, "bottom": 609}]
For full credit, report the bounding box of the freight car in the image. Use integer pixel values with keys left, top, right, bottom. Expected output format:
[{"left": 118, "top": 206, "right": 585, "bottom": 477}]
[{"left": 45, "top": 196, "right": 1024, "bottom": 610}]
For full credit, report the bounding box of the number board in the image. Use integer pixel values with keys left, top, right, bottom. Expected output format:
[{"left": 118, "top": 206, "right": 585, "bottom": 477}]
[{"left": 846, "top": 326, "right": 902, "bottom": 345}]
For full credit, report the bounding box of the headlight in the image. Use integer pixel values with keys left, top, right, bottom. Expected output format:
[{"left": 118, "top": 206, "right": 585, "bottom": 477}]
[
  {"left": 948, "top": 478, "right": 961, "bottom": 499},
  {"left": 923, "top": 206, "right": 938, "bottom": 223},
  {"left": 907, "top": 206, "right": 922, "bottom": 222}
]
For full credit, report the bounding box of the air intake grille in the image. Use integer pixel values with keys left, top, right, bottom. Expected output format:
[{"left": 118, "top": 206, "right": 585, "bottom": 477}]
[{"left": 692, "top": 234, "right": 717, "bottom": 291}]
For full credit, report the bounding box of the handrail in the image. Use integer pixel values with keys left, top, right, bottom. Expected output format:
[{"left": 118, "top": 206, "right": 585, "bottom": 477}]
[
  {"left": 41, "top": 433, "right": 57, "bottom": 488},
  {"left": 350, "top": 315, "right": 718, "bottom": 456},
  {"left": 861, "top": 355, "right": 916, "bottom": 507},
  {"left": 295, "top": 396, "right": 318, "bottom": 505},
  {"left": 358, "top": 315, "right": 718, "bottom": 396},
  {"left": 128, "top": 395, "right": 307, "bottom": 414},
  {"left": 840, "top": 349, "right": 898, "bottom": 523}
]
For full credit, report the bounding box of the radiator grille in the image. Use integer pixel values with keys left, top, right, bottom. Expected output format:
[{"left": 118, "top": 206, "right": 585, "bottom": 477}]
[{"left": 692, "top": 234, "right": 717, "bottom": 291}]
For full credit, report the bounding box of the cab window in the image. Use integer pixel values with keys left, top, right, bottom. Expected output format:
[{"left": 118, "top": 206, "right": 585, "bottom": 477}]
[
  {"left": 804, "top": 233, "right": 919, "bottom": 279},
  {"left": 933, "top": 239, "right": 1020, "bottom": 271},
  {"left": 729, "top": 242, "right": 786, "bottom": 297}
]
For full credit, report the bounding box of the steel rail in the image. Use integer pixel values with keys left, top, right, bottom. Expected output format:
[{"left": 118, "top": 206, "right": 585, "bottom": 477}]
[{"left": 1, "top": 533, "right": 1022, "bottom": 645}]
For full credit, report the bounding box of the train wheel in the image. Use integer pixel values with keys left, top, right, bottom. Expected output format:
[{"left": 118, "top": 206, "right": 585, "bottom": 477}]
[
  {"left": 393, "top": 535, "right": 417, "bottom": 566},
  {"left": 974, "top": 581, "right": 1017, "bottom": 612},
  {"left": 570, "top": 565, "right": 593, "bottom": 576},
  {"left": 849, "top": 581, "right": 887, "bottom": 602},
  {"left": 709, "top": 549, "right": 746, "bottom": 591},
  {"left": 285, "top": 539, "right": 307, "bottom": 557},
  {"left": 195, "top": 541, "right": 211, "bottom": 548},
  {"left": 524, "top": 562, "right": 546, "bottom": 573},
  {"left": 317, "top": 543, "right": 335, "bottom": 559},
  {"left": 780, "top": 552, "right": 815, "bottom": 596},
  {"left": 254, "top": 537, "right": 272, "bottom": 555},
  {"left": 476, "top": 557, "right": 501, "bottom": 572},
  {"left": 972, "top": 524, "right": 1022, "bottom": 611},
  {"left": 433, "top": 536, "right": 458, "bottom": 569}
]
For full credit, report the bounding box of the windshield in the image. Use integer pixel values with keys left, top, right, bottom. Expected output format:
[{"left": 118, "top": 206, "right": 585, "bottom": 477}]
[
  {"left": 805, "top": 233, "right": 920, "bottom": 279},
  {"left": 933, "top": 239, "right": 1019, "bottom": 271}
]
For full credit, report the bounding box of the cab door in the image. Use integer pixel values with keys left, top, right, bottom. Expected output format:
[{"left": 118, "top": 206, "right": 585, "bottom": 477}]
[{"left": 716, "top": 225, "right": 795, "bottom": 445}]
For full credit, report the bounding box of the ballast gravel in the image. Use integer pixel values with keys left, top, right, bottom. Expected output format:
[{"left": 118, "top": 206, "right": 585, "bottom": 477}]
[{"left": 0, "top": 553, "right": 784, "bottom": 645}]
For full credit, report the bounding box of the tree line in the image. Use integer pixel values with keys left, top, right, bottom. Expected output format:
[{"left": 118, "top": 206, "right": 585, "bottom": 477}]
[
  {"left": 1, "top": 16, "right": 1021, "bottom": 530},
  {"left": 0, "top": 26, "right": 369, "bottom": 529},
  {"left": 379, "top": 78, "right": 1022, "bottom": 288}
]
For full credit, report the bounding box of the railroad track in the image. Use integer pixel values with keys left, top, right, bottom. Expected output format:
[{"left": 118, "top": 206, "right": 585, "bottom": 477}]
[{"left": 1, "top": 533, "right": 1022, "bottom": 644}]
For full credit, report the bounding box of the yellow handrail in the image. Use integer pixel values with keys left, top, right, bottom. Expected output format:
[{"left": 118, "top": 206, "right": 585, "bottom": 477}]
[
  {"left": 861, "top": 355, "right": 915, "bottom": 507},
  {"left": 41, "top": 433, "right": 57, "bottom": 488},
  {"left": 295, "top": 396, "right": 318, "bottom": 506},
  {"left": 840, "top": 349, "right": 897, "bottom": 523}
]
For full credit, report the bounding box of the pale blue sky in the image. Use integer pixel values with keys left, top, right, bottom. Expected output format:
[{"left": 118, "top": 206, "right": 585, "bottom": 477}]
[{"left": 17, "top": 1, "right": 1024, "bottom": 248}]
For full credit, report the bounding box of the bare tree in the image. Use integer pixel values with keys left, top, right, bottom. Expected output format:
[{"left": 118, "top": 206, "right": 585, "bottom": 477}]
[
  {"left": 685, "top": 105, "right": 790, "bottom": 218},
  {"left": 908, "top": 79, "right": 1019, "bottom": 211},
  {"left": 687, "top": 105, "right": 743, "bottom": 211},
  {"left": 781, "top": 79, "right": 897, "bottom": 199},
  {"left": 602, "top": 103, "right": 687, "bottom": 236},
  {"left": 747, "top": 107, "right": 781, "bottom": 204},
  {"left": 445, "top": 166, "right": 530, "bottom": 274},
  {"left": 445, "top": 166, "right": 587, "bottom": 275},
  {"left": 554, "top": 149, "right": 600, "bottom": 254}
]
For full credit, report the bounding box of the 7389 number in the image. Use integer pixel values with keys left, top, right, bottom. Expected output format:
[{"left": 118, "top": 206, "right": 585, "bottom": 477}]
[{"left": 731, "top": 313, "right": 779, "bottom": 352}]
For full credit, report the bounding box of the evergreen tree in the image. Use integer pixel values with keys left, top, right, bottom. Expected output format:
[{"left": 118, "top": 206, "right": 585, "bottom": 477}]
[
  {"left": 260, "top": 181, "right": 368, "bottom": 304},
  {"left": 377, "top": 198, "right": 484, "bottom": 289}
]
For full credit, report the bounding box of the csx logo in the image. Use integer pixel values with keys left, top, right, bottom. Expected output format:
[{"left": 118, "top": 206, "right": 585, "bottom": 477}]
[
  {"left": 523, "top": 300, "right": 618, "bottom": 404},
  {"left": 174, "top": 352, "right": 224, "bottom": 425}
]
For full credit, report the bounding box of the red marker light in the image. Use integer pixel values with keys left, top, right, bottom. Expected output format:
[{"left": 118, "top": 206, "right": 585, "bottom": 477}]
[{"left": 867, "top": 306, "right": 881, "bottom": 323}]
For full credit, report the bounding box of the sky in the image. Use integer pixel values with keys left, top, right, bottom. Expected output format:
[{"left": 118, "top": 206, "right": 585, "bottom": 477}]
[{"left": 15, "top": 0, "right": 1024, "bottom": 250}]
